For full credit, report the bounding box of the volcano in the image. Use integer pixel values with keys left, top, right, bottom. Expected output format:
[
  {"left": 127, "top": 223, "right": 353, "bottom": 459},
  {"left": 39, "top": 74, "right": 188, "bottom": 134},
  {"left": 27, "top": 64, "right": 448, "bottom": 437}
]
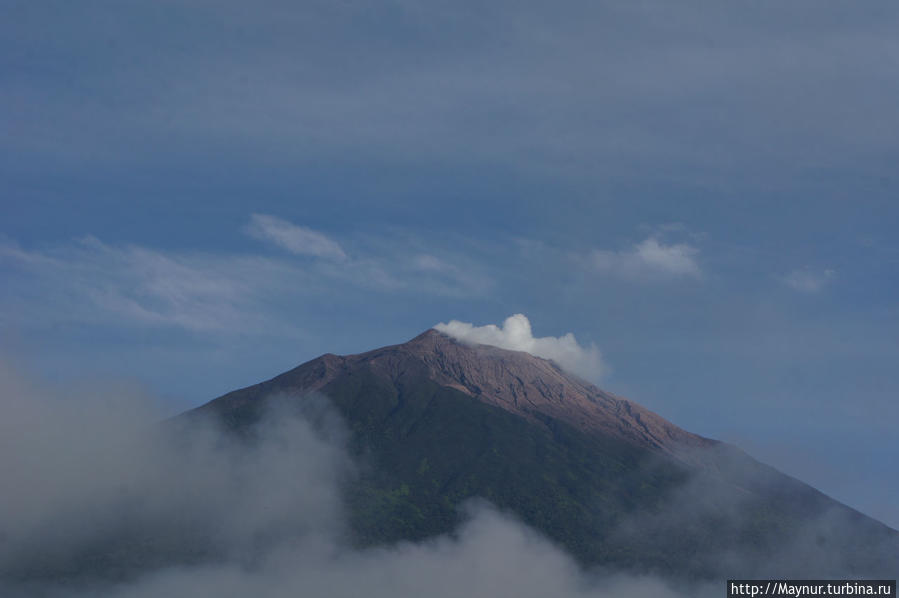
[{"left": 190, "top": 328, "right": 898, "bottom": 579}]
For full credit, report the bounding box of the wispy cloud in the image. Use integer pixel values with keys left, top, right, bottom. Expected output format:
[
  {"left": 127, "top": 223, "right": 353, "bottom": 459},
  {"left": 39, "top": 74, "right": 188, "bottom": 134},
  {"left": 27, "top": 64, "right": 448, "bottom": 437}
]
[
  {"left": 591, "top": 237, "right": 701, "bottom": 282},
  {"left": 246, "top": 214, "right": 347, "bottom": 260},
  {"left": 0, "top": 236, "right": 295, "bottom": 334},
  {"left": 408, "top": 253, "right": 491, "bottom": 296},
  {"left": 0, "top": 224, "right": 490, "bottom": 335},
  {"left": 434, "top": 314, "right": 605, "bottom": 381},
  {"left": 782, "top": 268, "right": 835, "bottom": 293}
]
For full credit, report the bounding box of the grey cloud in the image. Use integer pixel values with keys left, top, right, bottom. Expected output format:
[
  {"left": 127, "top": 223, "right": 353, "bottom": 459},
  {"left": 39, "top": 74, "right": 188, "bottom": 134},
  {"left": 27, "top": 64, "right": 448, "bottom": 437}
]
[
  {"left": 0, "top": 363, "right": 349, "bottom": 585},
  {"left": 609, "top": 445, "right": 899, "bottom": 578},
  {"left": 59, "top": 506, "right": 694, "bottom": 598},
  {"left": 4, "top": 1, "right": 899, "bottom": 185}
]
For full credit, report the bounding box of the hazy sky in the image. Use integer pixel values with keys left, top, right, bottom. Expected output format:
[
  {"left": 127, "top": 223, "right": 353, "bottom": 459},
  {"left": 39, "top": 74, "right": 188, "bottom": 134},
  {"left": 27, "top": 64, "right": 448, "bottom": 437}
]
[{"left": 2, "top": 0, "right": 898, "bottom": 530}]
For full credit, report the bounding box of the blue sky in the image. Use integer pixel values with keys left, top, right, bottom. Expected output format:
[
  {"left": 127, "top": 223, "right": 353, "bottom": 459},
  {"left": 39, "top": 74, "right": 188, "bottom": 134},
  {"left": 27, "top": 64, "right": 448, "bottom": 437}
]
[{"left": 3, "top": 0, "right": 898, "bottom": 528}]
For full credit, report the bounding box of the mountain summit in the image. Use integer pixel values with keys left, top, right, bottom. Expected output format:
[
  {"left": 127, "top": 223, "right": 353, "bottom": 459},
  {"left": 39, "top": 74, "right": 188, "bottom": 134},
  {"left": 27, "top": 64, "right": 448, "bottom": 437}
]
[
  {"left": 270, "top": 328, "right": 712, "bottom": 458},
  {"left": 400, "top": 329, "right": 713, "bottom": 456},
  {"left": 193, "top": 328, "right": 898, "bottom": 579}
]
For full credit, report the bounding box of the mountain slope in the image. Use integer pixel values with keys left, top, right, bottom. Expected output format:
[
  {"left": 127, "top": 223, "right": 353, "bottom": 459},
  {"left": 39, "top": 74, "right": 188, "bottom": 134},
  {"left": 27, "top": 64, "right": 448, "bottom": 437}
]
[
  {"left": 202, "top": 329, "right": 712, "bottom": 454},
  {"left": 190, "top": 329, "right": 899, "bottom": 579}
]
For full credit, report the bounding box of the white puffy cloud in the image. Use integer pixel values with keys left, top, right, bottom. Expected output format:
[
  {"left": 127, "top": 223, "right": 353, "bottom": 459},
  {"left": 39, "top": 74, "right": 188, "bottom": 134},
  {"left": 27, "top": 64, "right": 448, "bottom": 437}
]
[
  {"left": 591, "top": 237, "right": 701, "bottom": 281},
  {"left": 782, "top": 268, "right": 835, "bottom": 293},
  {"left": 246, "top": 214, "right": 347, "bottom": 260},
  {"left": 433, "top": 314, "right": 605, "bottom": 381}
]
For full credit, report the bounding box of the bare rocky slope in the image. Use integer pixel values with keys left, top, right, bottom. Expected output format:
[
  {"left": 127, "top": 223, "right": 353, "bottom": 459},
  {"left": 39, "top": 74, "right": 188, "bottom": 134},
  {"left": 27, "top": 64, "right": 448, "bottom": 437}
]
[{"left": 212, "top": 329, "right": 713, "bottom": 455}]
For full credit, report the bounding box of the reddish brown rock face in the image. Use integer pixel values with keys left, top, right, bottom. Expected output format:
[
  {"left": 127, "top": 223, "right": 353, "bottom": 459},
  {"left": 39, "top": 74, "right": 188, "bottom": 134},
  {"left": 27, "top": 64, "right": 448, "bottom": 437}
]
[{"left": 266, "top": 328, "right": 715, "bottom": 460}]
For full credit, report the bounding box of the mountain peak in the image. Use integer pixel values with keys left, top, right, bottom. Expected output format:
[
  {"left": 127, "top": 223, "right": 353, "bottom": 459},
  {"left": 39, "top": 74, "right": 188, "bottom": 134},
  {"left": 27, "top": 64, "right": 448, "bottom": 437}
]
[
  {"left": 189, "top": 328, "right": 899, "bottom": 578},
  {"left": 400, "top": 328, "right": 714, "bottom": 456},
  {"left": 200, "top": 328, "right": 713, "bottom": 461},
  {"left": 263, "top": 328, "right": 713, "bottom": 459},
  {"left": 400, "top": 327, "right": 456, "bottom": 351},
  {"left": 406, "top": 326, "right": 572, "bottom": 366}
]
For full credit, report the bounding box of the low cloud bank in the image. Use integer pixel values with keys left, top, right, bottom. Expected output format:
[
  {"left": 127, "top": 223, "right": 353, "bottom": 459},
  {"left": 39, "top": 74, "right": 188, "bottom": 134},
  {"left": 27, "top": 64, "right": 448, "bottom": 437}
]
[
  {"left": 1, "top": 361, "right": 893, "bottom": 597},
  {"left": 53, "top": 504, "right": 694, "bottom": 598},
  {"left": 0, "top": 362, "right": 350, "bottom": 591},
  {"left": 0, "top": 361, "right": 692, "bottom": 598},
  {"left": 434, "top": 314, "right": 606, "bottom": 380}
]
